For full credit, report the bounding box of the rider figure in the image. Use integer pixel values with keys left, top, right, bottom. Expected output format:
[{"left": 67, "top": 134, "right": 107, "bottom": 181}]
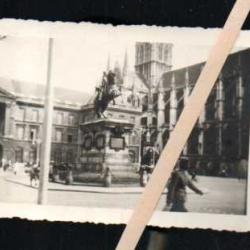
[
  {"left": 107, "top": 70, "right": 117, "bottom": 105},
  {"left": 98, "top": 70, "right": 116, "bottom": 99},
  {"left": 101, "top": 71, "right": 108, "bottom": 94},
  {"left": 107, "top": 70, "right": 116, "bottom": 88},
  {"left": 94, "top": 70, "right": 120, "bottom": 118}
]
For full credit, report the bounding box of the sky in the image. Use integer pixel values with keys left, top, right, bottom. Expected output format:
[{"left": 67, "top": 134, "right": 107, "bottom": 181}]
[{"left": 0, "top": 35, "right": 245, "bottom": 94}]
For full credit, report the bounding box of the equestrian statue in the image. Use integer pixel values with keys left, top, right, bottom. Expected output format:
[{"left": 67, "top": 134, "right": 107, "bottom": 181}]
[{"left": 94, "top": 70, "right": 121, "bottom": 118}]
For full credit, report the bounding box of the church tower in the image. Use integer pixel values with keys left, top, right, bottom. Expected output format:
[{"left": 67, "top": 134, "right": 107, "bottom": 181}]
[
  {"left": 135, "top": 42, "right": 173, "bottom": 88},
  {"left": 135, "top": 43, "right": 173, "bottom": 149}
]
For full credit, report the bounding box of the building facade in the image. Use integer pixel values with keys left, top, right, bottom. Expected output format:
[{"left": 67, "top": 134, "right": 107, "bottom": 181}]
[
  {"left": 0, "top": 79, "right": 88, "bottom": 166},
  {"left": 138, "top": 44, "right": 250, "bottom": 176},
  {"left": 0, "top": 43, "right": 249, "bottom": 178}
]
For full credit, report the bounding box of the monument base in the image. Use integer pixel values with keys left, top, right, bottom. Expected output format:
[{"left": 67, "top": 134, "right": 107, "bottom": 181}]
[{"left": 78, "top": 118, "right": 139, "bottom": 186}]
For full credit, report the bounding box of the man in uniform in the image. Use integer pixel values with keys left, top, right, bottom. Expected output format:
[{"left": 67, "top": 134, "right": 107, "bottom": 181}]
[{"left": 166, "top": 158, "right": 203, "bottom": 212}]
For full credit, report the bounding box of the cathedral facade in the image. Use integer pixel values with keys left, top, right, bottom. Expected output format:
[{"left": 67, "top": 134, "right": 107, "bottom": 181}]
[{"left": 135, "top": 43, "right": 250, "bottom": 176}]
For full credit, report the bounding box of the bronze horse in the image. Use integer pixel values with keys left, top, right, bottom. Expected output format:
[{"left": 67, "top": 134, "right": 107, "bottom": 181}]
[{"left": 94, "top": 71, "right": 121, "bottom": 118}]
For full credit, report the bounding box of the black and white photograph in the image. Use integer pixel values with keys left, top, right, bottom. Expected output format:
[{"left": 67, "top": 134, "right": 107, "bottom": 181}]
[{"left": 0, "top": 21, "right": 249, "bottom": 231}]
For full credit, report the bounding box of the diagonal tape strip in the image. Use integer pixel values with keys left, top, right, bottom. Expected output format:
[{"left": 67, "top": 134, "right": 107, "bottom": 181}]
[{"left": 116, "top": 0, "right": 250, "bottom": 249}]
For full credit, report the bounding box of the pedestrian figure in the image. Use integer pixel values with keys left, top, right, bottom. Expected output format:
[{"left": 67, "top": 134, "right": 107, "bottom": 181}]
[
  {"left": 30, "top": 163, "right": 40, "bottom": 187},
  {"left": 139, "top": 147, "right": 159, "bottom": 187},
  {"left": 141, "top": 147, "right": 154, "bottom": 166},
  {"left": 3, "top": 159, "right": 9, "bottom": 172},
  {"left": 166, "top": 158, "right": 203, "bottom": 212},
  {"left": 1, "top": 157, "right": 6, "bottom": 169},
  {"left": 13, "top": 162, "right": 19, "bottom": 175}
]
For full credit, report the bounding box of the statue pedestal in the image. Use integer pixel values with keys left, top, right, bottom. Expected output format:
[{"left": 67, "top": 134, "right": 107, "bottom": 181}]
[{"left": 79, "top": 118, "right": 139, "bottom": 186}]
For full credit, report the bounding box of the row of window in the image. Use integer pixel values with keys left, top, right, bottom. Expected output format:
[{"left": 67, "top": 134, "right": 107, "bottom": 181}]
[
  {"left": 52, "top": 149, "right": 75, "bottom": 164},
  {"left": 17, "top": 108, "right": 40, "bottom": 122},
  {"left": 15, "top": 124, "right": 77, "bottom": 143},
  {"left": 54, "top": 128, "right": 77, "bottom": 143},
  {"left": 136, "top": 44, "right": 169, "bottom": 64},
  {"left": 56, "top": 112, "right": 77, "bottom": 126},
  {"left": 16, "top": 107, "right": 77, "bottom": 126},
  {"left": 15, "top": 147, "right": 38, "bottom": 163},
  {"left": 16, "top": 124, "right": 39, "bottom": 141}
]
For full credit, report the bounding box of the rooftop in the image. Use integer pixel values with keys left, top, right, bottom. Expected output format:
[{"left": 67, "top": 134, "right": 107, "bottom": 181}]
[
  {"left": 0, "top": 77, "right": 90, "bottom": 109},
  {"left": 161, "top": 48, "right": 250, "bottom": 89}
]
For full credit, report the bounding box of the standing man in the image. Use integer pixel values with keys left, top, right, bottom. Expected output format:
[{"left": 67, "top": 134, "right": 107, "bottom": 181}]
[
  {"left": 166, "top": 158, "right": 203, "bottom": 212},
  {"left": 1, "top": 157, "right": 6, "bottom": 170}
]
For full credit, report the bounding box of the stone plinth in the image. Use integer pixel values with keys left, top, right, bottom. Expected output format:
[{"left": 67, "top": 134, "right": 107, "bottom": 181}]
[{"left": 79, "top": 118, "right": 139, "bottom": 186}]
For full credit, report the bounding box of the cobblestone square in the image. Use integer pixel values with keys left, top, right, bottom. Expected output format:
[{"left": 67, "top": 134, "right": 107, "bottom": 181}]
[{"left": 1, "top": 172, "right": 247, "bottom": 215}]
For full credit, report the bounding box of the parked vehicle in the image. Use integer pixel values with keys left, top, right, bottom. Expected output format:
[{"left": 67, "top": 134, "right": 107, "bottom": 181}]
[{"left": 49, "top": 162, "right": 74, "bottom": 185}]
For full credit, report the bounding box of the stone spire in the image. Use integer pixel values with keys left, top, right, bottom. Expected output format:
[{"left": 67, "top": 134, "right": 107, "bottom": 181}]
[
  {"left": 114, "top": 61, "right": 123, "bottom": 85},
  {"left": 123, "top": 49, "right": 129, "bottom": 77}
]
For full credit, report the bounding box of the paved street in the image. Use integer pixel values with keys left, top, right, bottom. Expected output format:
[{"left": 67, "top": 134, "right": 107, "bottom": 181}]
[{"left": 0, "top": 170, "right": 247, "bottom": 215}]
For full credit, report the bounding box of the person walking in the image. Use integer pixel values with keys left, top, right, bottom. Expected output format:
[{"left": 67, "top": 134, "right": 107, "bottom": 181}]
[{"left": 166, "top": 158, "right": 204, "bottom": 212}]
